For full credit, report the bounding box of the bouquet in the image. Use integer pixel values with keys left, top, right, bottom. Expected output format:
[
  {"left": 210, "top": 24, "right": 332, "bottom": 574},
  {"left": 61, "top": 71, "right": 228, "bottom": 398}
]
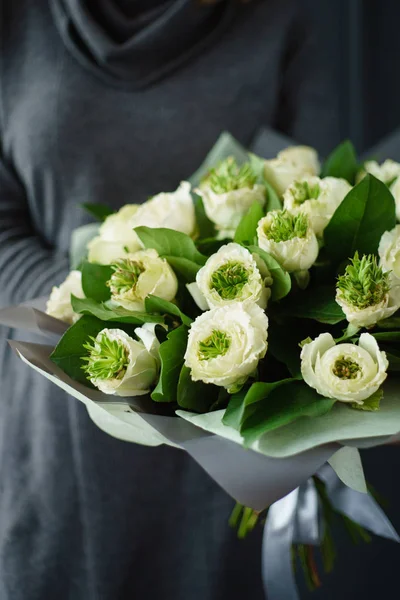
[{"left": 3, "top": 132, "right": 400, "bottom": 598}]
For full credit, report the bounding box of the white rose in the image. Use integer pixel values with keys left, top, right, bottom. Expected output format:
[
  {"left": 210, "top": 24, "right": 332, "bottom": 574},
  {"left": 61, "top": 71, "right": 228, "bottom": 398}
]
[
  {"left": 337, "top": 251, "right": 400, "bottom": 328},
  {"left": 379, "top": 225, "right": 400, "bottom": 282},
  {"left": 184, "top": 303, "right": 268, "bottom": 392},
  {"left": 196, "top": 157, "right": 265, "bottom": 238},
  {"left": 82, "top": 327, "right": 159, "bottom": 396},
  {"left": 187, "top": 243, "right": 273, "bottom": 311},
  {"left": 283, "top": 176, "right": 351, "bottom": 237},
  {"left": 301, "top": 332, "right": 388, "bottom": 405},
  {"left": 46, "top": 270, "right": 85, "bottom": 324},
  {"left": 256, "top": 210, "right": 319, "bottom": 273},
  {"left": 108, "top": 249, "right": 178, "bottom": 312},
  {"left": 357, "top": 159, "right": 400, "bottom": 185},
  {"left": 87, "top": 205, "right": 142, "bottom": 264},
  {"left": 263, "top": 145, "right": 320, "bottom": 196},
  {"left": 130, "top": 181, "right": 196, "bottom": 237}
]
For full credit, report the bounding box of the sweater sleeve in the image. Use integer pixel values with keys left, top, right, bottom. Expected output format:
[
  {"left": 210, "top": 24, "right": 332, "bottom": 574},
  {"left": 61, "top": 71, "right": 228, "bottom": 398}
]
[
  {"left": 0, "top": 151, "right": 70, "bottom": 307},
  {"left": 274, "top": 8, "right": 341, "bottom": 156}
]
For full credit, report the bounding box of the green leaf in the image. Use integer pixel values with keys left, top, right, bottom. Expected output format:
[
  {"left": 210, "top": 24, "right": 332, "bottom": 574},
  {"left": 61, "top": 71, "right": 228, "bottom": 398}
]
[
  {"left": 81, "top": 262, "right": 113, "bottom": 302},
  {"left": 151, "top": 325, "right": 188, "bottom": 403},
  {"left": 264, "top": 180, "right": 282, "bottom": 211},
  {"left": 145, "top": 295, "right": 192, "bottom": 327},
  {"left": 50, "top": 315, "right": 135, "bottom": 386},
  {"left": 223, "top": 379, "right": 296, "bottom": 430},
  {"left": 248, "top": 152, "right": 281, "bottom": 210},
  {"left": 196, "top": 237, "right": 231, "bottom": 256},
  {"left": 378, "top": 346, "right": 400, "bottom": 371},
  {"left": 82, "top": 203, "right": 114, "bottom": 222},
  {"left": 324, "top": 175, "right": 396, "bottom": 263},
  {"left": 374, "top": 315, "right": 400, "bottom": 329},
  {"left": 321, "top": 140, "right": 358, "bottom": 184},
  {"left": 134, "top": 227, "right": 207, "bottom": 266},
  {"left": 233, "top": 202, "right": 264, "bottom": 245},
  {"left": 241, "top": 381, "right": 336, "bottom": 444},
  {"left": 193, "top": 194, "right": 217, "bottom": 239},
  {"left": 278, "top": 285, "right": 345, "bottom": 324},
  {"left": 371, "top": 331, "right": 400, "bottom": 342},
  {"left": 351, "top": 389, "right": 382, "bottom": 412},
  {"left": 164, "top": 256, "right": 201, "bottom": 283},
  {"left": 177, "top": 365, "right": 218, "bottom": 412},
  {"left": 188, "top": 132, "right": 249, "bottom": 188},
  {"left": 267, "top": 322, "right": 309, "bottom": 377},
  {"left": 248, "top": 245, "right": 291, "bottom": 301},
  {"left": 71, "top": 296, "right": 163, "bottom": 324}
]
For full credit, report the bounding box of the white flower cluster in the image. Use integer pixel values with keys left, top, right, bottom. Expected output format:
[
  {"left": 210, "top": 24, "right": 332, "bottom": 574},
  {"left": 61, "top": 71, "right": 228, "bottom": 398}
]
[{"left": 47, "top": 144, "right": 398, "bottom": 406}]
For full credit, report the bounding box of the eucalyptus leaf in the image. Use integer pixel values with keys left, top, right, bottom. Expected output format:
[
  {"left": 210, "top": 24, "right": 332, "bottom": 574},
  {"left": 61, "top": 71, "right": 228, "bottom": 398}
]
[
  {"left": 278, "top": 285, "right": 345, "bottom": 324},
  {"left": 321, "top": 140, "right": 358, "bottom": 184},
  {"left": 50, "top": 315, "right": 135, "bottom": 386},
  {"left": 248, "top": 245, "right": 291, "bottom": 301},
  {"left": 234, "top": 202, "right": 264, "bottom": 245},
  {"left": 81, "top": 262, "right": 113, "bottom": 302},
  {"left": 241, "top": 381, "right": 336, "bottom": 445},
  {"left": 324, "top": 175, "right": 396, "bottom": 263},
  {"left": 223, "top": 379, "right": 296, "bottom": 431},
  {"left": 145, "top": 295, "right": 192, "bottom": 327},
  {"left": 177, "top": 365, "right": 218, "bottom": 412},
  {"left": 134, "top": 227, "right": 207, "bottom": 266},
  {"left": 151, "top": 325, "right": 189, "bottom": 403},
  {"left": 71, "top": 296, "right": 163, "bottom": 324},
  {"left": 164, "top": 256, "right": 201, "bottom": 283},
  {"left": 82, "top": 203, "right": 114, "bottom": 221}
]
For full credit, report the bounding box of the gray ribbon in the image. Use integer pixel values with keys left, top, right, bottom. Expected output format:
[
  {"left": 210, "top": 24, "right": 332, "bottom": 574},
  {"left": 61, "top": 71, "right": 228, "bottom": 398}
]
[{"left": 262, "top": 464, "right": 399, "bottom": 600}]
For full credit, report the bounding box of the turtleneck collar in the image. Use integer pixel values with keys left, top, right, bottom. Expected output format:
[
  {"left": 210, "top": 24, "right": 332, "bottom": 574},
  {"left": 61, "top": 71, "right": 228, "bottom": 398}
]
[{"left": 50, "top": 0, "right": 237, "bottom": 89}]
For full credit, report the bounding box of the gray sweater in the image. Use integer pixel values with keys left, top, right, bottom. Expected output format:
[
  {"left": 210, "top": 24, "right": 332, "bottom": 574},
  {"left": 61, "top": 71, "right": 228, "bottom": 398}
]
[{"left": 0, "top": 1, "right": 339, "bottom": 598}]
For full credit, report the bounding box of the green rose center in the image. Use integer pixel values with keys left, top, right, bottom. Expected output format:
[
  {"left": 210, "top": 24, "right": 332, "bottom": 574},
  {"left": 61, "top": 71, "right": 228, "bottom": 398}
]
[
  {"left": 82, "top": 334, "right": 129, "bottom": 380},
  {"left": 210, "top": 261, "right": 250, "bottom": 300},
  {"left": 109, "top": 258, "right": 145, "bottom": 295},
  {"left": 332, "top": 357, "right": 361, "bottom": 380},
  {"left": 265, "top": 210, "right": 308, "bottom": 243},
  {"left": 292, "top": 180, "right": 321, "bottom": 204},
  {"left": 337, "top": 251, "right": 390, "bottom": 309},
  {"left": 204, "top": 157, "right": 257, "bottom": 194},
  {"left": 198, "top": 330, "right": 231, "bottom": 361}
]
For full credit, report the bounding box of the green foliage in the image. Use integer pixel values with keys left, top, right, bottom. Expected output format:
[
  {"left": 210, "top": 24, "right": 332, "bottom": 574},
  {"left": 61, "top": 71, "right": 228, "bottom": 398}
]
[
  {"left": 82, "top": 203, "right": 114, "bottom": 221},
  {"left": 144, "top": 295, "right": 192, "bottom": 327},
  {"left": 321, "top": 140, "right": 358, "bottom": 184},
  {"left": 81, "top": 262, "right": 113, "bottom": 302},
  {"left": 247, "top": 245, "right": 291, "bottom": 301},
  {"left": 71, "top": 296, "right": 163, "bottom": 325},
  {"left": 233, "top": 201, "right": 264, "bottom": 245},
  {"left": 151, "top": 325, "right": 189, "bottom": 403},
  {"left": 324, "top": 175, "right": 396, "bottom": 263}
]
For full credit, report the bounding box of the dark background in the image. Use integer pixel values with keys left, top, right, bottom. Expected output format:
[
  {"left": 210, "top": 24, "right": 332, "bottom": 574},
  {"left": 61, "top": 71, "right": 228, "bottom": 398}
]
[{"left": 309, "top": 0, "right": 400, "bottom": 154}]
